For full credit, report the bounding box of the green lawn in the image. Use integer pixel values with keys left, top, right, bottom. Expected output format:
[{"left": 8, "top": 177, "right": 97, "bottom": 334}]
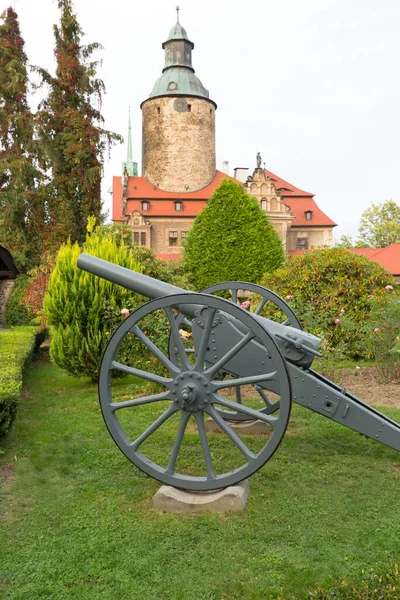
[{"left": 1, "top": 351, "right": 400, "bottom": 599}]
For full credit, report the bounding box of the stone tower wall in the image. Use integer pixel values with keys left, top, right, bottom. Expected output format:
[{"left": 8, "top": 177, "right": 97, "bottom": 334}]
[{"left": 142, "top": 96, "right": 216, "bottom": 193}]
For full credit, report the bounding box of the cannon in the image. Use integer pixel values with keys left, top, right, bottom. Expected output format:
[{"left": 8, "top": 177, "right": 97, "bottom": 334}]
[{"left": 77, "top": 253, "right": 400, "bottom": 491}]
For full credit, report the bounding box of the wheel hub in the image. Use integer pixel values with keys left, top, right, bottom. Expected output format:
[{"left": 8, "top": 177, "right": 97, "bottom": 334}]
[{"left": 172, "top": 371, "right": 211, "bottom": 412}]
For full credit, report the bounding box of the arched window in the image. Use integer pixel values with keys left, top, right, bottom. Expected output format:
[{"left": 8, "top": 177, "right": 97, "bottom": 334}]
[
  {"left": 304, "top": 210, "right": 313, "bottom": 221},
  {"left": 141, "top": 201, "right": 149, "bottom": 211},
  {"left": 260, "top": 199, "right": 267, "bottom": 210}
]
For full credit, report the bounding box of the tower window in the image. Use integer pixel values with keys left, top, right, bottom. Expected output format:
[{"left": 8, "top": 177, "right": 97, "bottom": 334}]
[
  {"left": 169, "top": 231, "right": 178, "bottom": 246},
  {"left": 157, "top": 107, "right": 161, "bottom": 115},
  {"left": 187, "top": 104, "right": 191, "bottom": 112},
  {"left": 140, "top": 232, "right": 146, "bottom": 246},
  {"left": 141, "top": 201, "right": 149, "bottom": 211},
  {"left": 174, "top": 201, "right": 183, "bottom": 212},
  {"left": 304, "top": 210, "right": 313, "bottom": 221}
]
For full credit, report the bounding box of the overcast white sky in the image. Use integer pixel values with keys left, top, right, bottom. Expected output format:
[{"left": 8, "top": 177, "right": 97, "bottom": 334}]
[{"left": 13, "top": 0, "right": 400, "bottom": 240}]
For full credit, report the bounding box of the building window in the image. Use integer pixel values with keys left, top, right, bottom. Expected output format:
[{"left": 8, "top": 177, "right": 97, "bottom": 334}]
[
  {"left": 140, "top": 232, "right": 146, "bottom": 246},
  {"left": 175, "top": 201, "right": 183, "bottom": 212},
  {"left": 260, "top": 199, "right": 267, "bottom": 210},
  {"left": 169, "top": 231, "right": 178, "bottom": 246},
  {"left": 296, "top": 237, "right": 309, "bottom": 250},
  {"left": 181, "top": 231, "right": 188, "bottom": 244},
  {"left": 141, "top": 201, "right": 149, "bottom": 211},
  {"left": 133, "top": 232, "right": 139, "bottom": 244},
  {"left": 304, "top": 210, "right": 313, "bottom": 221}
]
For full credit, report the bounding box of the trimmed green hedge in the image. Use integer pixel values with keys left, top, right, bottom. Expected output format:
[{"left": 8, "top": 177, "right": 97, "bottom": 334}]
[{"left": 0, "top": 326, "right": 47, "bottom": 438}]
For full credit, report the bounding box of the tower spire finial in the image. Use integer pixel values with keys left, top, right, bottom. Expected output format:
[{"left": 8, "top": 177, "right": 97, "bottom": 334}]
[{"left": 176, "top": 5, "right": 180, "bottom": 23}]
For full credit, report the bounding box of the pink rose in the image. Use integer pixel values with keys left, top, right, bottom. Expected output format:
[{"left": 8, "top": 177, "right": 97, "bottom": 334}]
[
  {"left": 373, "top": 328, "right": 380, "bottom": 333},
  {"left": 120, "top": 308, "right": 130, "bottom": 317},
  {"left": 285, "top": 295, "right": 293, "bottom": 301},
  {"left": 334, "top": 318, "right": 340, "bottom": 324},
  {"left": 385, "top": 285, "right": 394, "bottom": 291},
  {"left": 340, "top": 309, "right": 345, "bottom": 314},
  {"left": 240, "top": 300, "right": 251, "bottom": 310}
]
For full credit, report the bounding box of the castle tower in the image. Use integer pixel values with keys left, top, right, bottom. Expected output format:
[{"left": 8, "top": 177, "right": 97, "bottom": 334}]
[{"left": 140, "top": 7, "right": 217, "bottom": 193}]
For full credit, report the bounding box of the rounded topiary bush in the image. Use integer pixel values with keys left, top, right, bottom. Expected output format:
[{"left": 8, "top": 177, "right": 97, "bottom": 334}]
[{"left": 260, "top": 248, "right": 397, "bottom": 357}]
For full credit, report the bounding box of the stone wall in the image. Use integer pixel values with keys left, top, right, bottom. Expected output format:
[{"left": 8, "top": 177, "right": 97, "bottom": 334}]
[
  {"left": 0, "top": 280, "right": 15, "bottom": 327},
  {"left": 142, "top": 96, "right": 216, "bottom": 193}
]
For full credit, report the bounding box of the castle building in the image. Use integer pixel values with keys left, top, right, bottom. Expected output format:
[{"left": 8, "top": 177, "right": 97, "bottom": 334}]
[{"left": 112, "top": 10, "right": 336, "bottom": 260}]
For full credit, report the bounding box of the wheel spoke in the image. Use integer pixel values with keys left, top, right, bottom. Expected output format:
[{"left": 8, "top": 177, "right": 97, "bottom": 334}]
[
  {"left": 213, "top": 394, "right": 278, "bottom": 425},
  {"left": 231, "top": 288, "right": 238, "bottom": 304},
  {"left": 235, "top": 384, "right": 242, "bottom": 405},
  {"left": 165, "top": 306, "right": 191, "bottom": 370},
  {"left": 182, "top": 317, "right": 193, "bottom": 328},
  {"left": 194, "top": 308, "right": 217, "bottom": 369},
  {"left": 212, "top": 371, "right": 277, "bottom": 390},
  {"left": 130, "top": 404, "right": 179, "bottom": 451},
  {"left": 195, "top": 412, "right": 216, "bottom": 479},
  {"left": 205, "top": 330, "right": 256, "bottom": 379},
  {"left": 130, "top": 325, "right": 180, "bottom": 375},
  {"left": 255, "top": 385, "right": 281, "bottom": 412},
  {"left": 255, "top": 296, "right": 269, "bottom": 315},
  {"left": 207, "top": 405, "right": 256, "bottom": 461},
  {"left": 282, "top": 318, "right": 291, "bottom": 326},
  {"left": 110, "top": 391, "right": 171, "bottom": 412},
  {"left": 111, "top": 361, "right": 172, "bottom": 386},
  {"left": 165, "top": 411, "right": 191, "bottom": 474}
]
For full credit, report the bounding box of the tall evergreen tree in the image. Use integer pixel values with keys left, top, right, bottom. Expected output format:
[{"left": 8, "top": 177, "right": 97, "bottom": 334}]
[
  {"left": 0, "top": 7, "right": 47, "bottom": 270},
  {"left": 184, "top": 179, "right": 284, "bottom": 289},
  {"left": 36, "top": 0, "right": 121, "bottom": 246}
]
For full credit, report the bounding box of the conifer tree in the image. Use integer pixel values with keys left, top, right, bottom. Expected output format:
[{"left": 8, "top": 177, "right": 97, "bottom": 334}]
[
  {"left": 184, "top": 179, "right": 284, "bottom": 289},
  {"left": 0, "top": 7, "right": 47, "bottom": 269},
  {"left": 36, "top": 0, "right": 121, "bottom": 247}
]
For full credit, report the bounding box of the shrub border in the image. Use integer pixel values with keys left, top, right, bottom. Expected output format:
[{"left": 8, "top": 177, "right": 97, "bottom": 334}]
[{"left": 0, "top": 326, "right": 47, "bottom": 438}]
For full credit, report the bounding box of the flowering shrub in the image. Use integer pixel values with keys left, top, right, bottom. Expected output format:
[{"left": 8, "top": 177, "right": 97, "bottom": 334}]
[{"left": 260, "top": 248, "right": 397, "bottom": 358}]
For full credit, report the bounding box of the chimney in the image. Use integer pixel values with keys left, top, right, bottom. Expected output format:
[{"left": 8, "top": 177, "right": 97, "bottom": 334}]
[
  {"left": 233, "top": 167, "right": 249, "bottom": 183},
  {"left": 222, "top": 160, "right": 229, "bottom": 175}
]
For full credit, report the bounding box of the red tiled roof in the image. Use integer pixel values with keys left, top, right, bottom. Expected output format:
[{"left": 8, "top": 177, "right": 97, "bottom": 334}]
[
  {"left": 112, "top": 168, "right": 336, "bottom": 228},
  {"left": 112, "top": 170, "right": 233, "bottom": 220},
  {"left": 348, "top": 244, "right": 400, "bottom": 275},
  {"left": 263, "top": 168, "right": 313, "bottom": 197},
  {"left": 284, "top": 196, "right": 337, "bottom": 227}
]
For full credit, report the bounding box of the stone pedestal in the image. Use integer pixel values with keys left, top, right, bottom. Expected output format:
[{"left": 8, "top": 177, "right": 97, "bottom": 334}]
[
  {"left": 205, "top": 418, "right": 272, "bottom": 435},
  {"left": 153, "top": 479, "right": 249, "bottom": 514}
]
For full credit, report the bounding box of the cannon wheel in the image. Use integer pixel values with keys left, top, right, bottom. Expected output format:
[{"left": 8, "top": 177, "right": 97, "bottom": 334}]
[
  {"left": 170, "top": 282, "right": 301, "bottom": 422},
  {"left": 202, "top": 281, "right": 303, "bottom": 330},
  {"left": 99, "top": 293, "right": 291, "bottom": 491}
]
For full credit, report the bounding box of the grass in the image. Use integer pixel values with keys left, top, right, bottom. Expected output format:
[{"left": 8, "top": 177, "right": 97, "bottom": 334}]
[{"left": 1, "top": 351, "right": 400, "bottom": 599}]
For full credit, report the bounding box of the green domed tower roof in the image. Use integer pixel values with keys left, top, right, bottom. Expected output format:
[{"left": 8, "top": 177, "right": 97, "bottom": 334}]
[{"left": 142, "top": 7, "right": 216, "bottom": 108}]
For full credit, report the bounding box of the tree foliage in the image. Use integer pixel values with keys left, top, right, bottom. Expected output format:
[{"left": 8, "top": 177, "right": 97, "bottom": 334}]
[
  {"left": 35, "top": 0, "right": 121, "bottom": 247},
  {"left": 358, "top": 199, "right": 400, "bottom": 247},
  {"left": 260, "top": 248, "right": 396, "bottom": 357},
  {"left": 0, "top": 8, "right": 48, "bottom": 270},
  {"left": 43, "top": 221, "right": 143, "bottom": 381},
  {"left": 184, "top": 179, "right": 284, "bottom": 290}
]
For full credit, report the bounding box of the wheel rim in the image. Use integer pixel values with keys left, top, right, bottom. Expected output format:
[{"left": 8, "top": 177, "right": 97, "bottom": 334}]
[{"left": 99, "top": 293, "right": 291, "bottom": 491}]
